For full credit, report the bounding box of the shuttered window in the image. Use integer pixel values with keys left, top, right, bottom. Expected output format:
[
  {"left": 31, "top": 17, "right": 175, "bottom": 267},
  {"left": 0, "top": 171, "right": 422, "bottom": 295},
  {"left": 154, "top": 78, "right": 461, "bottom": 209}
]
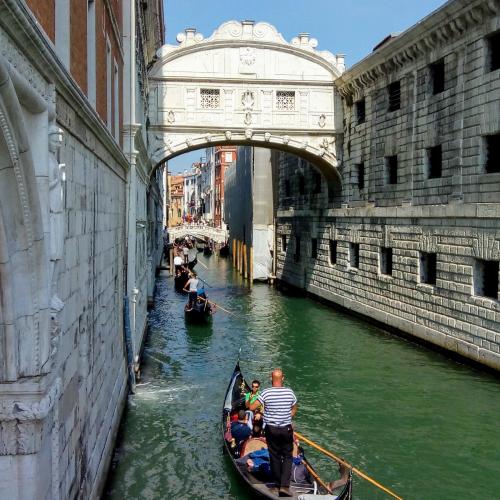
[{"left": 387, "top": 81, "right": 401, "bottom": 111}]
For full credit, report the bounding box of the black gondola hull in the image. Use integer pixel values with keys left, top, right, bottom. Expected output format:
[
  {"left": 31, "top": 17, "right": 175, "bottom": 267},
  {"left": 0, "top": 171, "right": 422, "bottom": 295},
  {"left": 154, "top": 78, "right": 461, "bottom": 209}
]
[{"left": 222, "top": 363, "right": 353, "bottom": 499}]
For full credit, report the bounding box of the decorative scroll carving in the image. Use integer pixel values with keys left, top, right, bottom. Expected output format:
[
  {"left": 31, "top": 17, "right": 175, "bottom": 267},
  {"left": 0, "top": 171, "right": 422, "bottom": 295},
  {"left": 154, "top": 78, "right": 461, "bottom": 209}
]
[
  {"left": 225, "top": 130, "right": 232, "bottom": 140},
  {"left": 244, "top": 112, "right": 252, "bottom": 125},
  {"left": 244, "top": 129, "right": 253, "bottom": 140},
  {"left": 241, "top": 90, "right": 255, "bottom": 110},
  {"left": 167, "top": 110, "right": 175, "bottom": 123},
  {"left": 318, "top": 114, "right": 326, "bottom": 128}
]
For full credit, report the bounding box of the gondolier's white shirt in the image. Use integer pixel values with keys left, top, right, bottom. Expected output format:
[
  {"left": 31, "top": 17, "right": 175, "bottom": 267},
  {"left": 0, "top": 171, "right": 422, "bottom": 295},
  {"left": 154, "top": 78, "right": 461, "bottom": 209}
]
[
  {"left": 257, "top": 387, "right": 297, "bottom": 427},
  {"left": 174, "top": 256, "right": 183, "bottom": 266}
]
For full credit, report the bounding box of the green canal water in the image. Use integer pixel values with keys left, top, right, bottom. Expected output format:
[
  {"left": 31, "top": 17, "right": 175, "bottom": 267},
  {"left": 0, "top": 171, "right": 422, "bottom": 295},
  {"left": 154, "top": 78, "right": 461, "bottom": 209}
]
[{"left": 105, "top": 255, "right": 500, "bottom": 499}]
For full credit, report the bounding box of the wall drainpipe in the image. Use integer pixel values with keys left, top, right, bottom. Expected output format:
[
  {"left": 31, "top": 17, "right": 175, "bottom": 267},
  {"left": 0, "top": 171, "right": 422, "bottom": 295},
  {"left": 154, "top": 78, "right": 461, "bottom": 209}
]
[{"left": 123, "top": 296, "right": 136, "bottom": 393}]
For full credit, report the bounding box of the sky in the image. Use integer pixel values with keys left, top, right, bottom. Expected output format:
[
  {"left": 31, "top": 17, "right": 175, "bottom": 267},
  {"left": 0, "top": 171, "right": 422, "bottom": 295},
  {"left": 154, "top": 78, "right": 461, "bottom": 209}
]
[{"left": 163, "top": 0, "right": 447, "bottom": 173}]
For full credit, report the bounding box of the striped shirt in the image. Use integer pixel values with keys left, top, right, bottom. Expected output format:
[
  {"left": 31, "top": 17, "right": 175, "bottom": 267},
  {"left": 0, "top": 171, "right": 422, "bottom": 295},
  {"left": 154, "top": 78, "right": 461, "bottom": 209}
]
[{"left": 258, "top": 387, "right": 297, "bottom": 427}]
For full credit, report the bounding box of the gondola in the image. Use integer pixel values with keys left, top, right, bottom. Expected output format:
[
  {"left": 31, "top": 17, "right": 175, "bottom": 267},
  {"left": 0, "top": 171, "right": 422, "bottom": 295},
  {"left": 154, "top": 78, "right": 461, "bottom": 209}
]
[
  {"left": 174, "top": 270, "right": 189, "bottom": 292},
  {"left": 219, "top": 243, "right": 229, "bottom": 257},
  {"left": 203, "top": 245, "right": 213, "bottom": 256},
  {"left": 184, "top": 292, "right": 212, "bottom": 323},
  {"left": 222, "top": 362, "right": 353, "bottom": 499}
]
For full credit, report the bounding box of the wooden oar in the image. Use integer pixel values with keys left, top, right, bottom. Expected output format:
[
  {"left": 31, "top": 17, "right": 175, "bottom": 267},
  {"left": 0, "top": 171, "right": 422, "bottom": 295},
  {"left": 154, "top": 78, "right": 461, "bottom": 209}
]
[
  {"left": 302, "top": 458, "right": 333, "bottom": 495},
  {"left": 294, "top": 431, "right": 403, "bottom": 500},
  {"left": 196, "top": 295, "right": 237, "bottom": 317}
]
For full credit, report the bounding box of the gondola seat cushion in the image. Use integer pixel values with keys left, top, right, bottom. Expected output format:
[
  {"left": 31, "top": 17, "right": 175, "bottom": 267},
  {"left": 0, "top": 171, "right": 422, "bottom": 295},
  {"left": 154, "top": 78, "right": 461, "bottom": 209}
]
[{"left": 240, "top": 437, "right": 267, "bottom": 456}]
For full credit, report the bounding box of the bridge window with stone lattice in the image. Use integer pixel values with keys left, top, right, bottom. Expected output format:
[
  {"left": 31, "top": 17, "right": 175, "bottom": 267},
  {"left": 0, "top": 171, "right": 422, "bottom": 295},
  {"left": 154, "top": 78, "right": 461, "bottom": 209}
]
[
  {"left": 276, "top": 91, "right": 295, "bottom": 111},
  {"left": 200, "top": 89, "right": 220, "bottom": 109}
]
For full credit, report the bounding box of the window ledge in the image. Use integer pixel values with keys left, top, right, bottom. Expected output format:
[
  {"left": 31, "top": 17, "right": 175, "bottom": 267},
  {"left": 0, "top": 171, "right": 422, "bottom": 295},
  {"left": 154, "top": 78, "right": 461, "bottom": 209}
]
[
  {"left": 348, "top": 267, "right": 359, "bottom": 273},
  {"left": 470, "top": 295, "right": 499, "bottom": 308},
  {"left": 416, "top": 283, "right": 435, "bottom": 293},
  {"left": 378, "top": 274, "right": 393, "bottom": 282}
]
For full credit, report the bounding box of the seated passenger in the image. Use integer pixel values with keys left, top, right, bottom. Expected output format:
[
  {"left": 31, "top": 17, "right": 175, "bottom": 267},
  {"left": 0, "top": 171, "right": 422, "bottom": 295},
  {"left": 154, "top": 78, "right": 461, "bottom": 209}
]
[
  {"left": 230, "top": 410, "right": 251, "bottom": 447},
  {"left": 244, "top": 380, "right": 262, "bottom": 412},
  {"left": 252, "top": 422, "right": 263, "bottom": 438}
]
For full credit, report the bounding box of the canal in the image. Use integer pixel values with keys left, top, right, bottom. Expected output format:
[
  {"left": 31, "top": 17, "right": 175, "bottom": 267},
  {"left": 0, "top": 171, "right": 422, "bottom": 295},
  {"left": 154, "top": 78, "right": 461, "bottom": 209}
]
[{"left": 105, "top": 254, "right": 500, "bottom": 499}]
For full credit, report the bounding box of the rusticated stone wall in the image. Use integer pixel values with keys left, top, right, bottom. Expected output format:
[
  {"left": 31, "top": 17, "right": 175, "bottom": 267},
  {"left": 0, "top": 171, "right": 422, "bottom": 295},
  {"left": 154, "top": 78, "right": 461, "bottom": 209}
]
[{"left": 276, "top": 0, "right": 500, "bottom": 371}]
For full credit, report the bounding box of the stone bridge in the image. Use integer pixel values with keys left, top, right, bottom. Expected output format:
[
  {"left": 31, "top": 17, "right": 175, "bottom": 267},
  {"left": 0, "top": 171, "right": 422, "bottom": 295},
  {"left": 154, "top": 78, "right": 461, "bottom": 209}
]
[
  {"left": 148, "top": 20, "right": 346, "bottom": 188},
  {"left": 168, "top": 225, "right": 228, "bottom": 244}
]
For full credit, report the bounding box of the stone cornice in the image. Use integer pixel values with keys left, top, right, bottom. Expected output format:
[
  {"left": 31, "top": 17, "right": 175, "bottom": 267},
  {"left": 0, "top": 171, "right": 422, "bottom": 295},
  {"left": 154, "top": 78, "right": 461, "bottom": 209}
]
[
  {"left": 277, "top": 203, "right": 500, "bottom": 219},
  {"left": 335, "top": 0, "right": 499, "bottom": 99},
  {"left": 0, "top": 0, "right": 129, "bottom": 171},
  {"left": 0, "top": 378, "right": 61, "bottom": 422}
]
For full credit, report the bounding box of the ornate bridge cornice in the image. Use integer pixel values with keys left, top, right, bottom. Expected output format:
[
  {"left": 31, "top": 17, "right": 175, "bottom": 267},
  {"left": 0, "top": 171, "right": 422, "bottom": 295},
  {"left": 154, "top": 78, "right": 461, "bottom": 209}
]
[
  {"left": 335, "top": 0, "right": 499, "bottom": 99},
  {"left": 151, "top": 20, "right": 345, "bottom": 78}
]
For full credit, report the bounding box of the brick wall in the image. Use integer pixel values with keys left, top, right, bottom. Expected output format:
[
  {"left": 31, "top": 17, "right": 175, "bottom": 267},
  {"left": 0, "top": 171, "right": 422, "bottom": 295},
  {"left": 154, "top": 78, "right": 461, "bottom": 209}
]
[
  {"left": 70, "top": 0, "right": 87, "bottom": 93},
  {"left": 25, "top": 0, "right": 55, "bottom": 42}
]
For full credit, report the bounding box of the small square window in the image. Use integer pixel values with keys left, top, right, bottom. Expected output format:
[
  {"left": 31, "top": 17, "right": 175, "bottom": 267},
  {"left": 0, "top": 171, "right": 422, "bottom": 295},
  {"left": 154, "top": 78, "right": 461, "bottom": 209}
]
[
  {"left": 387, "top": 81, "right": 401, "bottom": 111},
  {"left": 474, "top": 259, "right": 498, "bottom": 299},
  {"left": 349, "top": 243, "right": 360, "bottom": 268},
  {"left": 329, "top": 240, "right": 337, "bottom": 265},
  {"left": 385, "top": 155, "right": 398, "bottom": 185},
  {"left": 427, "top": 145, "right": 442, "bottom": 179},
  {"left": 200, "top": 88, "right": 220, "bottom": 109},
  {"left": 298, "top": 175, "right": 305, "bottom": 195},
  {"left": 276, "top": 91, "right": 295, "bottom": 110},
  {"left": 355, "top": 99, "right": 366, "bottom": 124},
  {"left": 380, "top": 247, "right": 393, "bottom": 276},
  {"left": 430, "top": 59, "right": 445, "bottom": 95},
  {"left": 420, "top": 252, "right": 437, "bottom": 285},
  {"left": 294, "top": 236, "right": 301, "bottom": 262},
  {"left": 485, "top": 134, "right": 500, "bottom": 173},
  {"left": 487, "top": 31, "right": 500, "bottom": 72},
  {"left": 281, "top": 235, "right": 287, "bottom": 252},
  {"left": 356, "top": 162, "right": 365, "bottom": 190},
  {"left": 312, "top": 172, "right": 322, "bottom": 194},
  {"left": 284, "top": 179, "right": 291, "bottom": 197},
  {"left": 311, "top": 238, "right": 318, "bottom": 259}
]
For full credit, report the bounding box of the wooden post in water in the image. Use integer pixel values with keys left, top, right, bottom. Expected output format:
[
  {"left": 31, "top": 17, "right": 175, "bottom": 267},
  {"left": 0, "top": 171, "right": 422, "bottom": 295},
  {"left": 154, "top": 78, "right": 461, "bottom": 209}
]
[
  {"left": 249, "top": 246, "right": 253, "bottom": 282},
  {"left": 237, "top": 240, "right": 241, "bottom": 274},
  {"left": 169, "top": 247, "right": 174, "bottom": 276},
  {"left": 232, "top": 239, "right": 236, "bottom": 267},
  {"left": 242, "top": 243, "right": 247, "bottom": 279}
]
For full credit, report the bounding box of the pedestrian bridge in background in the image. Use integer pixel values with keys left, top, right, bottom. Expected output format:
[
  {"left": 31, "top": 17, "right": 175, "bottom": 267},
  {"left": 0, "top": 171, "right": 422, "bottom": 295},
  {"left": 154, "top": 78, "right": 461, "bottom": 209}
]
[
  {"left": 148, "top": 20, "right": 345, "bottom": 186},
  {"left": 168, "top": 225, "right": 228, "bottom": 244}
]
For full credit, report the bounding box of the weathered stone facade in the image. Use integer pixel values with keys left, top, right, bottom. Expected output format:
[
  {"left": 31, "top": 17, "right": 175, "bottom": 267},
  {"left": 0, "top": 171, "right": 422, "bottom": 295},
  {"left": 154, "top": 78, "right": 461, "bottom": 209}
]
[
  {"left": 276, "top": 0, "right": 500, "bottom": 370},
  {"left": 0, "top": 0, "right": 164, "bottom": 498}
]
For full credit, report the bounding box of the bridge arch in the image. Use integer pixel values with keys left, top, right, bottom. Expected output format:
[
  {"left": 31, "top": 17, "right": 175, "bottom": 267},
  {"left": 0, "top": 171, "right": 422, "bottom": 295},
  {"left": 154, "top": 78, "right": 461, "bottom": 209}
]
[{"left": 147, "top": 20, "right": 345, "bottom": 188}]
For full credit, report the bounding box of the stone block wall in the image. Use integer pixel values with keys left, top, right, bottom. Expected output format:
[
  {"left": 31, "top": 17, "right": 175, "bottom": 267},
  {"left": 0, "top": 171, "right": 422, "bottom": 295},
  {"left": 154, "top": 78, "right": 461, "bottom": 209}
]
[
  {"left": 55, "top": 99, "right": 128, "bottom": 498},
  {"left": 275, "top": 0, "right": 500, "bottom": 371}
]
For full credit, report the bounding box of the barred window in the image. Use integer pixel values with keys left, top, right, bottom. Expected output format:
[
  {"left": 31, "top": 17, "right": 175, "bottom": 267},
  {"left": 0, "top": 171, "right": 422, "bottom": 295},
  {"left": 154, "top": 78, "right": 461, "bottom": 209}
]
[
  {"left": 276, "top": 91, "right": 295, "bottom": 110},
  {"left": 200, "top": 88, "right": 220, "bottom": 109},
  {"left": 387, "top": 81, "right": 401, "bottom": 111},
  {"left": 355, "top": 99, "right": 366, "bottom": 124}
]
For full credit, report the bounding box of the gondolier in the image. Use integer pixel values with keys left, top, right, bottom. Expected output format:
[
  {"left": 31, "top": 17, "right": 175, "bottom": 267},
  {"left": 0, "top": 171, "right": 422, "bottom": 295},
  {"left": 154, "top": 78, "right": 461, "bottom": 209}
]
[{"left": 249, "top": 368, "right": 297, "bottom": 497}]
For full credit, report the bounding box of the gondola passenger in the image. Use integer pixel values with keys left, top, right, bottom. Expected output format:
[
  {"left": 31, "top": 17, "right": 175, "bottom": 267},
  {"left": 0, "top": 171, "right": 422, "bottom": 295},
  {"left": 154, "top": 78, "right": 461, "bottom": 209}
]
[
  {"left": 183, "top": 271, "right": 199, "bottom": 311},
  {"left": 230, "top": 410, "right": 251, "bottom": 449}
]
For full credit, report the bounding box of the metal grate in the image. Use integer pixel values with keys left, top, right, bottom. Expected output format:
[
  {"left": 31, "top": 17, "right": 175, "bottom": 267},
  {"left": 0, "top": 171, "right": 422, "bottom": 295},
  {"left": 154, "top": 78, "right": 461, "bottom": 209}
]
[
  {"left": 387, "top": 81, "right": 401, "bottom": 111},
  {"left": 276, "top": 90, "right": 295, "bottom": 110},
  {"left": 200, "top": 88, "right": 220, "bottom": 109}
]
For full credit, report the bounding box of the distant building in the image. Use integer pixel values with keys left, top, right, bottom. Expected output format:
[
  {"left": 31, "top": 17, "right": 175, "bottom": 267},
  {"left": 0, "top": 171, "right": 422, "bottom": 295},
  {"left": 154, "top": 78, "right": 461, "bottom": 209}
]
[
  {"left": 168, "top": 174, "right": 184, "bottom": 226},
  {"left": 214, "top": 146, "right": 237, "bottom": 228},
  {"left": 224, "top": 147, "right": 276, "bottom": 280}
]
